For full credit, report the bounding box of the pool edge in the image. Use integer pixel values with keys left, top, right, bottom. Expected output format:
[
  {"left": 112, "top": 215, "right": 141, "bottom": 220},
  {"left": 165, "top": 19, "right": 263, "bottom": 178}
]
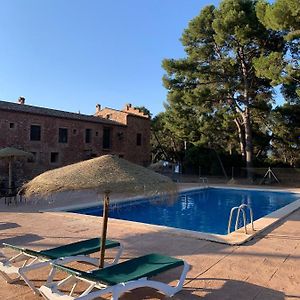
[{"left": 42, "top": 186, "right": 300, "bottom": 245}]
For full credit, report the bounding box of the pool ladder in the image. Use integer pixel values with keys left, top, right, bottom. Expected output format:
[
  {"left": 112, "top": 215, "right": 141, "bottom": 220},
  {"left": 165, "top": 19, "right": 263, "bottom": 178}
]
[
  {"left": 227, "top": 204, "right": 254, "bottom": 234},
  {"left": 199, "top": 177, "right": 209, "bottom": 188}
]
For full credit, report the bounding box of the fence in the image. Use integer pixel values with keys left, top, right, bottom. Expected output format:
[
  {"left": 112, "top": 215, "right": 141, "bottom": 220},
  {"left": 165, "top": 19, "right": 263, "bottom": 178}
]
[{"left": 154, "top": 163, "right": 300, "bottom": 187}]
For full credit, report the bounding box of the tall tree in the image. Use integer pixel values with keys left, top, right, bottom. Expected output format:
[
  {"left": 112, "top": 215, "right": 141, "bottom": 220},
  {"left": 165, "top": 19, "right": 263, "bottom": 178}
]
[
  {"left": 255, "top": 0, "right": 300, "bottom": 100},
  {"left": 269, "top": 103, "right": 300, "bottom": 166},
  {"left": 162, "top": 0, "right": 283, "bottom": 178},
  {"left": 151, "top": 112, "right": 183, "bottom": 163},
  {"left": 134, "top": 106, "right": 152, "bottom": 118}
]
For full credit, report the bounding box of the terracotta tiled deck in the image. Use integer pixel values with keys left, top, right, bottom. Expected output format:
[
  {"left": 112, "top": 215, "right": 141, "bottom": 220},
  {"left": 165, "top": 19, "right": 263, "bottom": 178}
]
[{"left": 0, "top": 185, "right": 299, "bottom": 299}]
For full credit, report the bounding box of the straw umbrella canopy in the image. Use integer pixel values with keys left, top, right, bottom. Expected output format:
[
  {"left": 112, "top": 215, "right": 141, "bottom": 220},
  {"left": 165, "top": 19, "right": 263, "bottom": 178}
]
[
  {"left": 0, "top": 147, "right": 33, "bottom": 192},
  {"left": 22, "top": 154, "right": 177, "bottom": 267}
]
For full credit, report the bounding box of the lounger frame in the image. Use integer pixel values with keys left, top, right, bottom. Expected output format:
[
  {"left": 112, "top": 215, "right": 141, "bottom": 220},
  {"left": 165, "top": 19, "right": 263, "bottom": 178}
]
[
  {"left": 0, "top": 242, "right": 123, "bottom": 294},
  {"left": 39, "top": 259, "right": 190, "bottom": 300}
]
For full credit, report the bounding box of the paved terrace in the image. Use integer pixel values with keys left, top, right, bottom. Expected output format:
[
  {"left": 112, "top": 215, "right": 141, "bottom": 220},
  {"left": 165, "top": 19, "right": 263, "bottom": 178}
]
[{"left": 0, "top": 186, "right": 299, "bottom": 299}]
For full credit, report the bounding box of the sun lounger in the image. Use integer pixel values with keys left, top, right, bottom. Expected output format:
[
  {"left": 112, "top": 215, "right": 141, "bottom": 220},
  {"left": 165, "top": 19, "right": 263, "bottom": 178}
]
[
  {"left": 0, "top": 238, "right": 123, "bottom": 294},
  {"left": 39, "top": 253, "right": 190, "bottom": 300}
]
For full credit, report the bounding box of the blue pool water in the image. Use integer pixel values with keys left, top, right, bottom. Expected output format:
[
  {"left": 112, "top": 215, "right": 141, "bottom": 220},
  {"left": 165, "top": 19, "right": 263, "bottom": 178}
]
[{"left": 72, "top": 188, "right": 299, "bottom": 235}]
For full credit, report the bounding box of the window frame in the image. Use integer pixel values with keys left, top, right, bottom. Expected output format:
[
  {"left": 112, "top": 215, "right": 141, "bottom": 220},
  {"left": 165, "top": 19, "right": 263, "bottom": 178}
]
[
  {"left": 85, "top": 128, "right": 92, "bottom": 143},
  {"left": 102, "top": 127, "right": 111, "bottom": 149},
  {"left": 136, "top": 133, "right": 142, "bottom": 146},
  {"left": 58, "top": 128, "right": 68, "bottom": 143},
  {"left": 30, "top": 125, "right": 41, "bottom": 141},
  {"left": 50, "top": 152, "right": 59, "bottom": 163}
]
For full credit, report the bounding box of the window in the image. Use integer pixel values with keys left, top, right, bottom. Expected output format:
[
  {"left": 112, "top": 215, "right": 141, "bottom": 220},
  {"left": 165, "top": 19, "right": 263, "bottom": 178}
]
[
  {"left": 9, "top": 123, "right": 15, "bottom": 129},
  {"left": 103, "top": 127, "right": 111, "bottom": 149},
  {"left": 30, "top": 125, "right": 41, "bottom": 141},
  {"left": 50, "top": 152, "right": 59, "bottom": 163},
  {"left": 73, "top": 129, "right": 77, "bottom": 135},
  {"left": 85, "top": 128, "right": 92, "bottom": 143},
  {"left": 95, "top": 131, "right": 98, "bottom": 136},
  {"left": 59, "top": 128, "right": 68, "bottom": 143},
  {"left": 136, "top": 133, "right": 142, "bottom": 146}
]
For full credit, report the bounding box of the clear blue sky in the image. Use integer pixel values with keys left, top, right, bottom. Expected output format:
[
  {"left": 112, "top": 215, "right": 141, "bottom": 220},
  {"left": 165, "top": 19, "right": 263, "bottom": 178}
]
[{"left": 0, "top": 0, "right": 220, "bottom": 116}]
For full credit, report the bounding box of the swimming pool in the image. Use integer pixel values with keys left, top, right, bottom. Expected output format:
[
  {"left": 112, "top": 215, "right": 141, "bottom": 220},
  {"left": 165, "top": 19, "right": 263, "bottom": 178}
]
[{"left": 72, "top": 188, "right": 299, "bottom": 235}]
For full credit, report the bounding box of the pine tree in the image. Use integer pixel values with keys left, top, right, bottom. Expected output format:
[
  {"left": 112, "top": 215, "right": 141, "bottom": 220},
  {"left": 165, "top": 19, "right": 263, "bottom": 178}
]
[
  {"left": 256, "top": 0, "right": 300, "bottom": 101},
  {"left": 162, "top": 0, "right": 283, "bottom": 178}
]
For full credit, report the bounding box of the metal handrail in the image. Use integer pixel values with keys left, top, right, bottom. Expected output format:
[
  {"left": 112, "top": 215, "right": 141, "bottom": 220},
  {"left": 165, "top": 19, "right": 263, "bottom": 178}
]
[
  {"left": 228, "top": 206, "right": 246, "bottom": 234},
  {"left": 235, "top": 204, "right": 254, "bottom": 232},
  {"left": 228, "top": 204, "right": 254, "bottom": 234},
  {"left": 199, "top": 177, "right": 209, "bottom": 188}
]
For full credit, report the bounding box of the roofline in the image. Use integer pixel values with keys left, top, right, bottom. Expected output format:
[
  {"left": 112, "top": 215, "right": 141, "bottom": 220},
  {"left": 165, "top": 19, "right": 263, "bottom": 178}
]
[
  {"left": 0, "top": 100, "right": 127, "bottom": 127},
  {"left": 101, "top": 106, "right": 150, "bottom": 120},
  {"left": 102, "top": 107, "right": 127, "bottom": 114}
]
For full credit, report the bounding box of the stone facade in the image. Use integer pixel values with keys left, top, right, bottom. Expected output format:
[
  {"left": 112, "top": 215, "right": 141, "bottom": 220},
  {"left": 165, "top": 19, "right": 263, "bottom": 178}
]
[
  {"left": 0, "top": 99, "right": 151, "bottom": 185},
  {"left": 95, "top": 103, "right": 151, "bottom": 166}
]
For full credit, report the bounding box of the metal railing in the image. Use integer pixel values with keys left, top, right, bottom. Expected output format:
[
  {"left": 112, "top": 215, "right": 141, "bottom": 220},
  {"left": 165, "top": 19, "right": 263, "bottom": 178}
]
[
  {"left": 228, "top": 204, "right": 254, "bottom": 234},
  {"left": 199, "top": 177, "right": 209, "bottom": 187}
]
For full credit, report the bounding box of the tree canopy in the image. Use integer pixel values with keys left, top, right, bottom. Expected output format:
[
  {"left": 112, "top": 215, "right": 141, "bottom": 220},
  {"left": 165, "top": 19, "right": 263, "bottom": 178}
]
[
  {"left": 269, "top": 103, "right": 300, "bottom": 166},
  {"left": 255, "top": 0, "right": 300, "bottom": 100},
  {"left": 162, "top": 0, "right": 286, "bottom": 178}
]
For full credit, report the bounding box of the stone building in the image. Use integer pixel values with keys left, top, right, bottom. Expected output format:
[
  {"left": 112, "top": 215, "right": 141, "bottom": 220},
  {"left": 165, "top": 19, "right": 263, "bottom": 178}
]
[
  {"left": 0, "top": 98, "right": 150, "bottom": 185},
  {"left": 95, "top": 103, "right": 151, "bottom": 165}
]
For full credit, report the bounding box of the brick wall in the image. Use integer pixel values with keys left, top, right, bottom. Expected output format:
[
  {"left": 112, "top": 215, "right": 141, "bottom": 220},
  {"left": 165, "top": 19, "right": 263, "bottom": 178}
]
[
  {"left": 0, "top": 102, "right": 151, "bottom": 185},
  {"left": 95, "top": 104, "right": 151, "bottom": 166},
  {"left": 0, "top": 110, "right": 125, "bottom": 182},
  {"left": 124, "top": 115, "right": 151, "bottom": 166}
]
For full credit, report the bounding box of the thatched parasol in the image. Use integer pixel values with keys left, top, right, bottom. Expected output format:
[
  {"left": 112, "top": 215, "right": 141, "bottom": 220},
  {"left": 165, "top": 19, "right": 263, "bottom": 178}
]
[
  {"left": 22, "top": 154, "right": 177, "bottom": 267},
  {"left": 0, "top": 147, "right": 33, "bottom": 192}
]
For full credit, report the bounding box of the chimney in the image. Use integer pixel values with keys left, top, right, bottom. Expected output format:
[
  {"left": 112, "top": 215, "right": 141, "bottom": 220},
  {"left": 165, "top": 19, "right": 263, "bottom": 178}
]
[
  {"left": 96, "top": 103, "right": 101, "bottom": 113},
  {"left": 18, "top": 96, "right": 25, "bottom": 105},
  {"left": 125, "top": 103, "right": 132, "bottom": 111}
]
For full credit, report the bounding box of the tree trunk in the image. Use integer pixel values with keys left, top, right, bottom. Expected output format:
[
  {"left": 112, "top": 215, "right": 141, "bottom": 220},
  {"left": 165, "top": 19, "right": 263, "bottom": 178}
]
[
  {"left": 242, "top": 108, "right": 253, "bottom": 180},
  {"left": 234, "top": 118, "right": 246, "bottom": 159},
  {"left": 238, "top": 47, "right": 254, "bottom": 180},
  {"left": 153, "top": 131, "right": 169, "bottom": 160}
]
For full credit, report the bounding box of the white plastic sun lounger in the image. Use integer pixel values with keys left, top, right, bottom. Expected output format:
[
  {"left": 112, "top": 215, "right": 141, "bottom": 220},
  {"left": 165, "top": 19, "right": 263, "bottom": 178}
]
[
  {"left": 0, "top": 238, "right": 123, "bottom": 294},
  {"left": 39, "top": 253, "right": 190, "bottom": 300}
]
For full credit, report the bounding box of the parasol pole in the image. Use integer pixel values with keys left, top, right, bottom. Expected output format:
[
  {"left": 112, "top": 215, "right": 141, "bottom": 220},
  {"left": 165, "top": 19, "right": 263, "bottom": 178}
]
[
  {"left": 8, "top": 158, "right": 12, "bottom": 193},
  {"left": 99, "top": 191, "right": 110, "bottom": 268}
]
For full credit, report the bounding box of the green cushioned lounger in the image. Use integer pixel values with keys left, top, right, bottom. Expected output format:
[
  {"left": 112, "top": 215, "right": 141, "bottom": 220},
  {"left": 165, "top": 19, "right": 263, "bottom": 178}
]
[
  {"left": 0, "top": 238, "right": 123, "bottom": 294},
  {"left": 23, "top": 238, "right": 120, "bottom": 259},
  {"left": 39, "top": 253, "right": 190, "bottom": 300},
  {"left": 56, "top": 253, "right": 183, "bottom": 285}
]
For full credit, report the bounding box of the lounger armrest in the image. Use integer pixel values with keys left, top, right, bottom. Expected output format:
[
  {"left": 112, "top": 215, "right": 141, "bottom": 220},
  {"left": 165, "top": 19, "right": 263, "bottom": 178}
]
[
  {"left": 51, "top": 262, "right": 83, "bottom": 277},
  {"left": 2, "top": 243, "right": 41, "bottom": 258},
  {"left": 2, "top": 243, "right": 26, "bottom": 252}
]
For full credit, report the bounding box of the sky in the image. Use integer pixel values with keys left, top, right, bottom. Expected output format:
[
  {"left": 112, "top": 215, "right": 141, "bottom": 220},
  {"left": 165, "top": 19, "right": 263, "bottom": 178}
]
[{"left": 0, "top": 0, "right": 220, "bottom": 117}]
